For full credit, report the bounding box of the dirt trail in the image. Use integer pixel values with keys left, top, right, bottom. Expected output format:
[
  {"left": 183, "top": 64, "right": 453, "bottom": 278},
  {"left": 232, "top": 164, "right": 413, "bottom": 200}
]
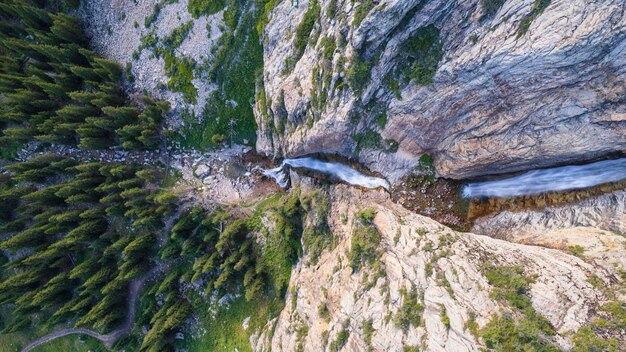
[{"left": 21, "top": 267, "right": 159, "bottom": 352}]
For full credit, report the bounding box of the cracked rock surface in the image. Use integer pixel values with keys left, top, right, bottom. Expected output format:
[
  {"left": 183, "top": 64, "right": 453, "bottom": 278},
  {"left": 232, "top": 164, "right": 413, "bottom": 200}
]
[
  {"left": 251, "top": 184, "right": 620, "bottom": 351},
  {"left": 256, "top": 0, "right": 626, "bottom": 180}
]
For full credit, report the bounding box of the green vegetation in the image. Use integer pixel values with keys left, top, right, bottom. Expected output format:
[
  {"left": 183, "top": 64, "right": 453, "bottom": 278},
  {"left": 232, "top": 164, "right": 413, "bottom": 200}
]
[
  {"left": 571, "top": 301, "right": 625, "bottom": 352},
  {"left": 256, "top": 0, "right": 282, "bottom": 36},
  {"left": 362, "top": 319, "right": 374, "bottom": 351},
  {"left": 325, "top": 0, "right": 337, "bottom": 18},
  {"left": 480, "top": 0, "right": 506, "bottom": 18},
  {"left": 329, "top": 320, "right": 350, "bottom": 352},
  {"left": 347, "top": 55, "right": 373, "bottom": 94},
  {"left": 440, "top": 305, "right": 450, "bottom": 330},
  {"left": 373, "top": 110, "right": 387, "bottom": 129},
  {"left": 31, "top": 335, "right": 106, "bottom": 352},
  {"left": 394, "top": 285, "right": 424, "bottom": 333},
  {"left": 139, "top": 21, "right": 198, "bottom": 104},
  {"left": 290, "top": 0, "right": 321, "bottom": 71},
  {"left": 353, "top": 129, "right": 382, "bottom": 152},
  {"left": 352, "top": 0, "right": 375, "bottom": 27},
  {"left": 0, "top": 7, "right": 167, "bottom": 151},
  {"left": 176, "top": 0, "right": 264, "bottom": 149},
  {"left": 517, "top": 0, "right": 551, "bottom": 37},
  {"left": 484, "top": 265, "right": 535, "bottom": 310},
  {"left": 164, "top": 54, "right": 198, "bottom": 103},
  {"left": 0, "top": 325, "right": 106, "bottom": 352},
  {"left": 349, "top": 209, "right": 381, "bottom": 271},
  {"left": 352, "top": 128, "right": 398, "bottom": 155},
  {"left": 188, "top": 0, "right": 227, "bottom": 18},
  {"left": 144, "top": 0, "right": 179, "bottom": 28},
  {"left": 161, "top": 21, "right": 194, "bottom": 52},
  {"left": 308, "top": 36, "right": 337, "bottom": 116},
  {"left": 417, "top": 154, "right": 436, "bottom": 180},
  {"left": 301, "top": 190, "right": 334, "bottom": 265},
  {"left": 568, "top": 245, "right": 585, "bottom": 257},
  {"left": 130, "top": 192, "right": 305, "bottom": 350},
  {"left": 0, "top": 156, "right": 179, "bottom": 350},
  {"left": 0, "top": 4, "right": 308, "bottom": 351},
  {"left": 465, "top": 311, "right": 480, "bottom": 338},
  {"left": 394, "top": 25, "right": 443, "bottom": 86},
  {"left": 185, "top": 293, "right": 283, "bottom": 352},
  {"left": 318, "top": 302, "right": 331, "bottom": 322},
  {"left": 480, "top": 265, "right": 559, "bottom": 351}
]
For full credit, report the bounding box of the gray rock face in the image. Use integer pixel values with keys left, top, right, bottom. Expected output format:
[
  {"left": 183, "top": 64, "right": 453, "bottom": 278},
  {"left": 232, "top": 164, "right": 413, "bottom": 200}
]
[{"left": 256, "top": 0, "right": 626, "bottom": 179}]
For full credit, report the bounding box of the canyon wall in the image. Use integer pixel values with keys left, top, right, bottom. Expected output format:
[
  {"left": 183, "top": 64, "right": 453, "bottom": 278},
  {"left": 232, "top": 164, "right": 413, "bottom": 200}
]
[{"left": 256, "top": 0, "right": 626, "bottom": 180}]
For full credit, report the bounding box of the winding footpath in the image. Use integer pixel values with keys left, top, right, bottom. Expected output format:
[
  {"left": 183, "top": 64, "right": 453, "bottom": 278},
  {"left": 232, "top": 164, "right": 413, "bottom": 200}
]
[{"left": 20, "top": 267, "right": 159, "bottom": 352}]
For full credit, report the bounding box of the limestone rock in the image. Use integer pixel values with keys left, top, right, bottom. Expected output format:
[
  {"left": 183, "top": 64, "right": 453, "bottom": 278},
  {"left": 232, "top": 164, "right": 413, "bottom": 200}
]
[
  {"left": 256, "top": 0, "right": 626, "bottom": 180},
  {"left": 251, "top": 185, "right": 621, "bottom": 351}
]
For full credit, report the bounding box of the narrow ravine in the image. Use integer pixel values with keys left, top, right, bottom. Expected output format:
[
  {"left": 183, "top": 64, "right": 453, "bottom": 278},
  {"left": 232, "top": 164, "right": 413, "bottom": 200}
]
[{"left": 264, "top": 156, "right": 626, "bottom": 199}]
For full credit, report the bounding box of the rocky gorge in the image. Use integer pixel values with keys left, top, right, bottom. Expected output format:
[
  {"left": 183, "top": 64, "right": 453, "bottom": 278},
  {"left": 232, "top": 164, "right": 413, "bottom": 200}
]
[{"left": 2, "top": 0, "right": 623, "bottom": 351}]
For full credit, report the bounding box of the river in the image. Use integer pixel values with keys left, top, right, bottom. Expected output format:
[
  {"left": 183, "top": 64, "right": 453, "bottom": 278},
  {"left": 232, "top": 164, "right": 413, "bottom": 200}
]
[
  {"left": 462, "top": 158, "right": 626, "bottom": 198},
  {"left": 264, "top": 157, "right": 390, "bottom": 190},
  {"left": 264, "top": 156, "right": 626, "bottom": 199}
]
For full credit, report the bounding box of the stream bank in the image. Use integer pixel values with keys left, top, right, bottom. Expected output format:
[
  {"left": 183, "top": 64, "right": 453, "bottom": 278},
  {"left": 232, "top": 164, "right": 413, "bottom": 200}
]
[{"left": 261, "top": 155, "right": 626, "bottom": 231}]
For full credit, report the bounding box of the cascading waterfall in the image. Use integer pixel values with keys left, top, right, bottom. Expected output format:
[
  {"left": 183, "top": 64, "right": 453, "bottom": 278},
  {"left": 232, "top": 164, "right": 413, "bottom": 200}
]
[
  {"left": 462, "top": 158, "right": 626, "bottom": 198},
  {"left": 264, "top": 157, "right": 390, "bottom": 190}
]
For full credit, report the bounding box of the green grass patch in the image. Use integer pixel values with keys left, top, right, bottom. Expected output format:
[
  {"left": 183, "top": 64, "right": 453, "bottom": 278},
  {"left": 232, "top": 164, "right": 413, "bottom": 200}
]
[
  {"left": 162, "top": 21, "right": 193, "bottom": 52},
  {"left": 352, "top": 129, "right": 398, "bottom": 155},
  {"left": 571, "top": 301, "right": 625, "bottom": 352},
  {"left": 349, "top": 209, "right": 381, "bottom": 271},
  {"left": 290, "top": 0, "right": 320, "bottom": 71},
  {"left": 568, "top": 245, "right": 585, "bottom": 257},
  {"left": 517, "top": 0, "right": 551, "bottom": 37},
  {"left": 481, "top": 264, "right": 559, "bottom": 351},
  {"left": 395, "top": 25, "right": 443, "bottom": 86},
  {"left": 188, "top": 0, "right": 227, "bottom": 18},
  {"left": 325, "top": 0, "right": 337, "bottom": 18},
  {"left": 30, "top": 335, "right": 107, "bottom": 352},
  {"left": 184, "top": 293, "right": 284, "bottom": 352},
  {"left": 164, "top": 54, "right": 198, "bottom": 104},
  {"left": 347, "top": 55, "right": 373, "bottom": 94},
  {"left": 417, "top": 154, "right": 436, "bottom": 180},
  {"left": 394, "top": 285, "right": 424, "bottom": 333},
  {"left": 352, "top": 0, "right": 375, "bottom": 27},
  {"left": 329, "top": 320, "right": 349, "bottom": 351},
  {"left": 144, "top": 0, "right": 178, "bottom": 28},
  {"left": 0, "top": 330, "right": 105, "bottom": 352},
  {"left": 176, "top": 0, "right": 262, "bottom": 150},
  {"left": 256, "top": 0, "right": 282, "bottom": 36},
  {"left": 301, "top": 190, "right": 333, "bottom": 265}
]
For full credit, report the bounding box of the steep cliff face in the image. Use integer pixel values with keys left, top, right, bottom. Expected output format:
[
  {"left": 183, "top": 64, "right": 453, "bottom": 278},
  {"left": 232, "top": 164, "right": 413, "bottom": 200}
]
[
  {"left": 256, "top": 0, "right": 626, "bottom": 180},
  {"left": 473, "top": 190, "right": 626, "bottom": 276},
  {"left": 250, "top": 184, "right": 624, "bottom": 352}
]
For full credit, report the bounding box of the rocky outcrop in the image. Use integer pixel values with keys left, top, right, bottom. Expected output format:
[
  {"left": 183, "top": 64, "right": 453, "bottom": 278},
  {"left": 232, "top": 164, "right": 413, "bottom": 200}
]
[
  {"left": 473, "top": 189, "right": 626, "bottom": 281},
  {"left": 251, "top": 184, "right": 622, "bottom": 351},
  {"left": 257, "top": 0, "right": 626, "bottom": 180}
]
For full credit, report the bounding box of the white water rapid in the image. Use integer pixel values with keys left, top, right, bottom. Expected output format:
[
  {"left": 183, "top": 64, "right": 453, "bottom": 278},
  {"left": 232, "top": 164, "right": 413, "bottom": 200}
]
[
  {"left": 263, "top": 157, "right": 390, "bottom": 190},
  {"left": 462, "top": 158, "right": 626, "bottom": 198}
]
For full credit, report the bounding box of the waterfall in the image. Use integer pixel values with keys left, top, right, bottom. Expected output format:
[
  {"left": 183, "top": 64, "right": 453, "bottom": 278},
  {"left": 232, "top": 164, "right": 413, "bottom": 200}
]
[
  {"left": 462, "top": 158, "right": 626, "bottom": 198},
  {"left": 264, "top": 157, "right": 390, "bottom": 190}
]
